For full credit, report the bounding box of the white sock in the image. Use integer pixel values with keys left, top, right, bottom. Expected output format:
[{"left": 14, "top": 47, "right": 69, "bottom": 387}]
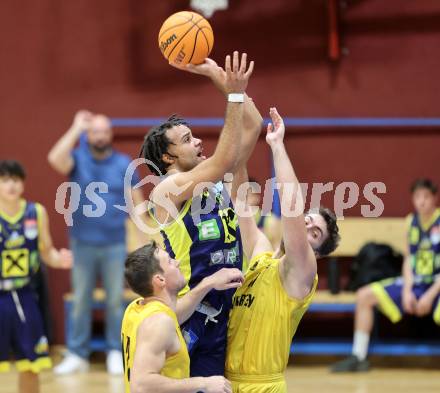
[{"left": 352, "top": 330, "right": 370, "bottom": 361}]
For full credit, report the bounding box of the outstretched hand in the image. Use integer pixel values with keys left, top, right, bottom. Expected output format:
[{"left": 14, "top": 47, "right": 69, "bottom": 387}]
[
  {"left": 170, "top": 57, "right": 220, "bottom": 76},
  {"left": 170, "top": 51, "right": 254, "bottom": 95},
  {"left": 265, "top": 107, "right": 285, "bottom": 147},
  {"left": 170, "top": 58, "right": 226, "bottom": 93},
  {"left": 224, "top": 51, "right": 254, "bottom": 94}
]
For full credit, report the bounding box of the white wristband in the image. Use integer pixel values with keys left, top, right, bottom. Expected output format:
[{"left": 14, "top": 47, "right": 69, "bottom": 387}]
[{"left": 227, "top": 93, "right": 245, "bottom": 103}]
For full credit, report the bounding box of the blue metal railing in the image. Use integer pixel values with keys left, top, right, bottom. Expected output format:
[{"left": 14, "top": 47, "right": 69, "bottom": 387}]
[{"left": 111, "top": 117, "right": 440, "bottom": 128}]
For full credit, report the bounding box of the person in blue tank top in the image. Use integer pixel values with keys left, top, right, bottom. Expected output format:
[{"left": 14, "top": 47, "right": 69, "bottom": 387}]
[
  {"left": 0, "top": 160, "right": 72, "bottom": 393},
  {"left": 332, "top": 178, "right": 440, "bottom": 372},
  {"left": 48, "top": 111, "right": 144, "bottom": 375},
  {"left": 139, "top": 51, "right": 262, "bottom": 377}
]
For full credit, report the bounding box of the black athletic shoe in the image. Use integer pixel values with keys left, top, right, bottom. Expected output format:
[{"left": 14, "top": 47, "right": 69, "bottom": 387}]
[{"left": 330, "top": 355, "right": 370, "bottom": 373}]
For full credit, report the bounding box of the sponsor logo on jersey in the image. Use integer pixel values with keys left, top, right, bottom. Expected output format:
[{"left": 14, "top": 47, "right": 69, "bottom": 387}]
[
  {"left": 233, "top": 293, "right": 255, "bottom": 308},
  {"left": 209, "top": 245, "right": 239, "bottom": 266},
  {"left": 210, "top": 250, "right": 224, "bottom": 265},
  {"left": 5, "top": 231, "right": 25, "bottom": 248},
  {"left": 24, "top": 219, "right": 38, "bottom": 240},
  {"left": 430, "top": 225, "right": 440, "bottom": 245},
  {"left": 198, "top": 219, "right": 221, "bottom": 241}
]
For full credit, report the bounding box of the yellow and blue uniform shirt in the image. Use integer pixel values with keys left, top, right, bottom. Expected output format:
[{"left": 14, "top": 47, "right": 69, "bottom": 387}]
[
  {"left": 0, "top": 200, "right": 52, "bottom": 373},
  {"left": 151, "top": 181, "right": 242, "bottom": 375},
  {"left": 371, "top": 208, "right": 440, "bottom": 324},
  {"left": 407, "top": 208, "right": 440, "bottom": 280},
  {"left": 155, "top": 182, "right": 242, "bottom": 309},
  {"left": 0, "top": 200, "right": 42, "bottom": 290}
]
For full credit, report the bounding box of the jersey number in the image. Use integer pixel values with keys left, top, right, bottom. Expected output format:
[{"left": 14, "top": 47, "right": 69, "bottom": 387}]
[
  {"left": 121, "top": 333, "right": 131, "bottom": 381},
  {"left": 219, "top": 208, "right": 238, "bottom": 244}
]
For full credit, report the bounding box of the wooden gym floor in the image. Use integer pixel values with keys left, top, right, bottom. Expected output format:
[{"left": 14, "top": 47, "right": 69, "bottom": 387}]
[{"left": 1, "top": 363, "right": 440, "bottom": 393}]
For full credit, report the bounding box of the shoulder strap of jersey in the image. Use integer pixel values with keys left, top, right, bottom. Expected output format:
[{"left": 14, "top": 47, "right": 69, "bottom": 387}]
[{"left": 34, "top": 202, "right": 44, "bottom": 251}]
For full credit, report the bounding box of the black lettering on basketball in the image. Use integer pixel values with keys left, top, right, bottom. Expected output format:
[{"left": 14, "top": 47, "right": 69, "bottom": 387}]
[
  {"left": 174, "top": 47, "right": 186, "bottom": 64},
  {"left": 160, "top": 34, "right": 177, "bottom": 53}
]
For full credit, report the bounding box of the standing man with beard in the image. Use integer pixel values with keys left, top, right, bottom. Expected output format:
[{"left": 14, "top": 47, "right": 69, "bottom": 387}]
[{"left": 48, "top": 111, "right": 144, "bottom": 375}]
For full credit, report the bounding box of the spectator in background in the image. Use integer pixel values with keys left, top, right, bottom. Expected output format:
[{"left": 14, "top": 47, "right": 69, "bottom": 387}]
[
  {"left": 331, "top": 178, "right": 440, "bottom": 372},
  {"left": 48, "top": 111, "right": 145, "bottom": 375},
  {"left": 0, "top": 160, "right": 72, "bottom": 393}
]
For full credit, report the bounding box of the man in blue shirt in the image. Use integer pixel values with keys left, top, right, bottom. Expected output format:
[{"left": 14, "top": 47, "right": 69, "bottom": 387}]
[{"left": 48, "top": 111, "right": 144, "bottom": 375}]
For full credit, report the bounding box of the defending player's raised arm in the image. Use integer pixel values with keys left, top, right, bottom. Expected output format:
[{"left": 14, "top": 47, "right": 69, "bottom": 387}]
[
  {"left": 266, "top": 108, "right": 317, "bottom": 299},
  {"left": 130, "top": 313, "right": 231, "bottom": 393},
  {"left": 230, "top": 165, "right": 273, "bottom": 261},
  {"left": 155, "top": 52, "right": 253, "bottom": 206},
  {"left": 36, "top": 203, "right": 73, "bottom": 270}
]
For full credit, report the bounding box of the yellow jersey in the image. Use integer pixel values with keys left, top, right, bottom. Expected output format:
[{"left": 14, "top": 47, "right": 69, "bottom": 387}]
[
  {"left": 121, "top": 299, "right": 190, "bottom": 393},
  {"left": 226, "top": 252, "right": 317, "bottom": 392}
]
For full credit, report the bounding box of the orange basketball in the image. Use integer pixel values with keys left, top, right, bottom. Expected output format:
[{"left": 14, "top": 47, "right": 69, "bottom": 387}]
[{"left": 158, "top": 11, "right": 214, "bottom": 66}]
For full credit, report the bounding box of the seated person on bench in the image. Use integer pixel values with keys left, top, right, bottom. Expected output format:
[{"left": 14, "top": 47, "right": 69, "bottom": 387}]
[{"left": 331, "top": 178, "right": 440, "bottom": 372}]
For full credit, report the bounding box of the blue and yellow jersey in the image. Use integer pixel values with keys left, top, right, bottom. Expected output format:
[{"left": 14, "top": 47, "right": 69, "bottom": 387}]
[
  {"left": 154, "top": 182, "right": 242, "bottom": 310},
  {"left": 407, "top": 208, "right": 440, "bottom": 281},
  {"left": 0, "top": 200, "right": 42, "bottom": 290}
]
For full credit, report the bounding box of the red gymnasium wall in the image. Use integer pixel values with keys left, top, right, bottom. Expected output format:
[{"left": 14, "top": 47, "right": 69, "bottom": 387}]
[{"left": 1, "top": 0, "right": 439, "bottom": 343}]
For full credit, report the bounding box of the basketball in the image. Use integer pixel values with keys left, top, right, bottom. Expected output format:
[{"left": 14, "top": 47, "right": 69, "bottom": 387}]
[{"left": 158, "top": 11, "right": 214, "bottom": 66}]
